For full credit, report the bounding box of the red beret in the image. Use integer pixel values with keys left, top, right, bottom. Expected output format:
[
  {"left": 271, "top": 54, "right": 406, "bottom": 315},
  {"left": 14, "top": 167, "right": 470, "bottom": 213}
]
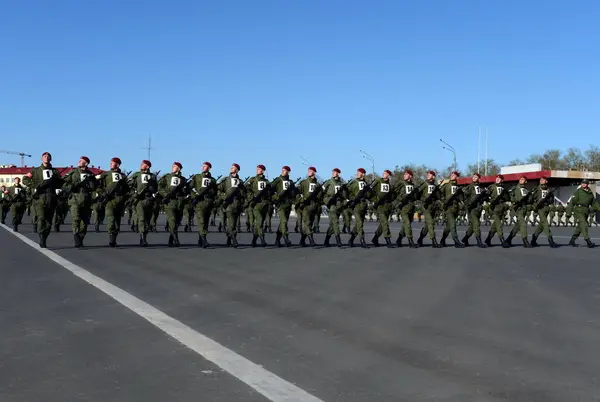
[
  {"left": 80, "top": 156, "right": 90, "bottom": 164},
  {"left": 111, "top": 157, "right": 122, "bottom": 165},
  {"left": 451, "top": 171, "right": 460, "bottom": 177},
  {"left": 282, "top": 165, "right": 291, "bottom": 172},
  {"left": 405, "top": 169, "right": 414, "bottom": 176},
  {"left": 232, "top": 163, "right": 240, "bottom": 171},
  {"left": 384, "top": 169, "right": 392, "bottom": 176},
  {"left": 357, "top": 168, "right": 366, "bottom": 174},
  {"left": 42, "top": 152, "right": 52, "bottom": 158},
  {"left": 257, "top": 164, "right": 266, "bottom": 171},
  {"left": 308, "top": 166, "right": 317, "bottom": 172},
  {"left": 203, "top": 161, "right": 212, "bottom": 169},
  {"left": 332, "top": 168, "right": 341, "bottom": 174},
  {"left": 428, "top": 170, "right": 436, "bottom": 176},
  {"left": 540, "top": 175, "right": 548, "bottom": 180},
  {"left": 497, "top": 174, "right": 504, "bottom": 180},
  {"left": 173, "top": 162, "right": 182, "bottom": 169},
  {"left": 519, "top": 175, "right": 527, "bottom": 179},
  {"left": 473, "top": 173, "right": 481, "bottom": 178},
  {"left": 142, "top": 160, "right": 152, "bottom": 168}
]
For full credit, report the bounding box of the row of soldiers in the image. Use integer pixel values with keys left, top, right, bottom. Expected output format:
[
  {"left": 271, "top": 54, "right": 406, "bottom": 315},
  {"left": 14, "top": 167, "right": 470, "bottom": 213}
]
[{"left": 4, "top": 152, "right": 599, "bottom": 249}]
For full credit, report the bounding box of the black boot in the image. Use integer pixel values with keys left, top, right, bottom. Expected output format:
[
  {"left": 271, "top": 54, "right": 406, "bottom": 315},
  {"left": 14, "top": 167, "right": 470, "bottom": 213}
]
[
  {"left": 74, "top": 233, "right": 82, "bottom": 248},
  {"left": 453, "top": 237, "right": 465, "bottom": 248},
  {"left": 371, "top": 235, "right": 380, "bottom": 247},
  {"left": 13, "top": 225, "right": 18, "bottom": 232},
  {"left": 431, "top": 238, "right": 442, "bottom": 248},
  {"left": 505, "top": 234, "right": 513, "bottom": 246},
  {"left": 335, "top": 235, "right": 342, "bottom": 247},
  {"left": 259, "top": 235, "right": 267, "bottom": 247},
  {"left": 251, "top": 235, "right": 258, "bottom": 247},
  {"left": 500, "top": 236, "right": 510, "bottom": 248},
  {"left": 39, "top": 234, "right": 47, "bottom": 248},
  {"left": 569, "top": 236, "right": 579, "bottom": 247},
  {"left": 530, "top": 234, "right": 538, "bottom": 247},
  {"left": 109, "top": 233, "right": 117, "bottom": 248},
  {"left": 408, "top": 238, "right": 419, "bottom": 248},
  {"left": 201, "top": 235, "right": 210, "bottom": 248},
  {"left": 226, "top": 236, "right": 231, "bottom": 247},
  {"left": 548, "top": 235, "right": 558, "bottom": 248},
  {"left": 360, "top": 237, "right": 368, "bottom": 248},
  {"left": 461, "top": 234, "right": 469, "bottom": 247},
  {"left": 94, "top": 224, "right": 100, "bottom": 233},
  {"left": 523, "top": 237, "right": 533, "bottom": 248},
  {"left": 275, "top": 231, "right": 282, "bottom": 247},
  {"left": 168, "top": 234, "right": 174, "bottom": 247},
  {"left": 283, "top": 234, "right": 291, "bottom": 247},
  {"left": 417, "top": 234, "right": 425, "bottom": 247},
  {"left": 396, "top": 235, "right": 403, "bottom": 247},
  {"left": 348, "top": 234, "right": 356, "bottom": 247},
  {"left": 385, "top": 237, "right": 393, "bottom": 248},
  {"left": 484, "top": 232, "right": 493, "bottom": 247},
  {"left": 140, "top": 233, "right": 148, "bottom": 247},
  {"left": 231, "top": 235, "right": 239, "bottom": 248},
  {"left": 586, "top": 239, "right": 596, "bottom": 248},
  {"left": 324, "top": 235, "right": 331, "bottom": 247},
  {"left": 475, "top": 235, "right": 487, "bottom": 248},
  {"left": 308, "top": 235, "right": 316, "bottom": 246},
  {"left": 300, "top": 234, "right": 307, "bottom": 247},
  {"left": 440, "top": 237, "right": 447, "bottom": 247},
  {"left": 173, "top": 232, "right": 180, "bottom": 247}
]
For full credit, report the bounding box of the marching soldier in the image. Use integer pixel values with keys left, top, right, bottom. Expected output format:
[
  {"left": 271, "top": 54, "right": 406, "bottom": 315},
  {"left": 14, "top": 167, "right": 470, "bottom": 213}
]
[
  {"left": 323, "top": 168, "right": 348, "bottom": 247},
  {"left": 6, "top": 177, "right": 27, "bottom": 231},
  {"left": 245, "top": 164, "right": 271, "bottom": 247},
  {"left": 129, "top": 160, "right": 158, "bottom": 247},
  {"left": 370, "top": 169, "right": 394, "bottom": 247},
  {"left": 347, "top": 168, "right": 371, "bottom": 248},
  {"left": 22, "top": 152, "right": 64, "bottom": 248},
  {"left": 394, "top": 169, "right": 419, "bottom": 248},
  {"left": 62, "top": 156, "right": 98, "bottom": 247},
  {"left": 296, "top": 166, "right": 322, "bottom": 246},
  {"left": 158, "top": 162, "right": 188, "bottom": 247},
  {"left": 439, "top": 171, "right": 465, "bottom": 248},
  {"left": 218, "top": 163, "right": 246, "bottom": 248},
  {"left": 415, "top": 171, "right": 442, "bottom": 247},
  {"left": 484, "top": 174, "right": 510, "bottom": 248},
  {"left": 530, "top": 176, "right": 558, "bottom": 247},
  {"left": 506, "top": 175, "right": 533, "bottom": 247},
  {"left": 190, "top": 162, "right": 217, "bottom": 248},
  {"left": 566, "top": 179, "right": 599, "bottom": 247},
  {"left": 96, "top": 157, "right": 129, "bottom": 247},
  {"left": 270, "top": 165, "right": 297, "bottom": 247},
  {"left": 461, "top": 173, "right": 487, "bottom": 248},
  {"left": 0, "top": 185, "right": 9, "bottom": 224}
]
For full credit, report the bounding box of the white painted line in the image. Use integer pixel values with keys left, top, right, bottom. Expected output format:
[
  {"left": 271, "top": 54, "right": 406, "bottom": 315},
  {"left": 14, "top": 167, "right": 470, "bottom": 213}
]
[{"left": 0, "top": 224, "right": 325, "bottom": 402}]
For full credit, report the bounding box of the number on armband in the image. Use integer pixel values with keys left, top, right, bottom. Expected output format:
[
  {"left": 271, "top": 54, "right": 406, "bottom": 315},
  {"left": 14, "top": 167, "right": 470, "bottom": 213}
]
[
  {"left": 112, "top": 173, "right": 121, "bottom": 182},
  {"left": 42, "top": 169, "right": 53, "bottom": 180},
  {"left": 15, "top": 188, "right": 21, "bottom": 194},
  {"left": 170, "top": 177, "right": 181, "bottom": 187},
  {"left": 80, "top": 173, "right": 89, "bottom": 182},
  {"left": 283, "top": 181, "right": 290, "bottom": 190},
  {"left": 202, "top": 178, "right": 211, "bottom": 188},
  {"left": 451, "top": 185, "right": 457, "bottom": 194},
  {"left": 258, "top": 181, "right": 266, "bottom": 190},
  {"left": 334, "top": 185, "right": 341, "bottom": 194},
  {"left": 475, "top": 186, "right": 481, "bottom": 195},
  {"left": 497, "top": 187, "right": 503, "bottom": 195},
  {"left": 359, "top": 181, "right": 365, "bottom": 190},
  {"left": 428, "top": 185, "right": 435, "bottom": 194},
  {"left": 141, "top": 174, "right": 150, "bottom": 184},
  {"left": 406, "top": 185, "right": 413, "bottom": 194},
  {"left": 309, "top": 183, "right": 316, "bottom": 192},
  {"left": 542, "top": 190, "right": 548, "bottom": 198},
  {"left": 381, "top": 183, "right": 389, "bottom": 193},
  {"left": 231, "top": 178, "right": 239, "bottom": 187}
]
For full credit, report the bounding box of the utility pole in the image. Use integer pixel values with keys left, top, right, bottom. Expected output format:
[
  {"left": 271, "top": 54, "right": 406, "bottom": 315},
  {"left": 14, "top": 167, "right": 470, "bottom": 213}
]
[
  {"left": 359, "top": 150, "right": 375, "bottom": 176},
  {"left": 141, "top": 134, "right": 154, "bottom": 160},
  {"left": 439, "top": 139, "right": 457, "bottom": 172}
]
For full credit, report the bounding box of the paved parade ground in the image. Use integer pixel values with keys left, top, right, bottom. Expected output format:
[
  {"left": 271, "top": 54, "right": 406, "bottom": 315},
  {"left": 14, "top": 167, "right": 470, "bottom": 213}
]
[{"left": 2, "top": 216, "right": 600, "bottom": 401}]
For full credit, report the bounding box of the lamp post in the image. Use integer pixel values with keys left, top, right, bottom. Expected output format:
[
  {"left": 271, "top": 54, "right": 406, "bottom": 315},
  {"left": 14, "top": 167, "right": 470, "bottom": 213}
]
[
  {"left": 359, "top": 149, "right": 375, "bottom": 176},
  {"left": 439, "top": 139, "right": 457, "bottom": 172}
]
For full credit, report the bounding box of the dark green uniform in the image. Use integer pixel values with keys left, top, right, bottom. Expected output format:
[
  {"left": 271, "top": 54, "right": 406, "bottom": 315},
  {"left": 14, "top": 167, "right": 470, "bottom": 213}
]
[
  {"left": 23, "top": 164, "right": 64, "bottom": 247},
  {"left": 270, "top": 175, "right": 297, "bottom": 246},
  {"left": 52, "top": 191, "right": 69, "bottom": 232},
  {"left": 217, "top": 174, "right": 246, "bottom": 247},
  {"left": 567, "top": 186, "right": 600, "bottom": 247},
  {"left": 158, "top": 172, "right": 188, "bottom": 246},
  {"left": 0, "top": 187, "right": 9, "bottom": 224},
  {"left": 461, "top": 182, "right": 486, "bottom": 247},
  {"left": 506, "top": 183, "right": 532, "bottom": 246},
  {"left": 484, "top": 183, "right": 510, "bottom": 247},
  {"left": 530, "top": 184, "right": 557, "bottom": 247},
  {"left": 556, "top": 204, "right": 566, "bottom": 226},
  {"left": 548, "top": 205, "right": 556, "bottom": 227},
  {"left": 346, "top": 178, "right": 371, "bottom": 247},
  {"left": 370, "top": 177, "right": 394, "bottom": 247},
  {"left": 129, "top": 170, "right": 158, "bottom": 246},
  {"left": 62, "top": 168, "right": 98, "bottom": 246},
  {"left": 97, "top": 169, "right": 130, "bottom": 247},
  {"left": 322, "top": 177, "right": 348, "bottom": 247},
  {"left": 6, "top": 184, "right": 27, "bottom": 231},
  {"left": 296, "top": 176, "right": 322, "bottom": 245},
  {"left": 245, "top": 174, "right": 271, "bottom": 246},
  {"left": 439, "top": 179, "right": 465, "bottom": 247},
  {"left": 416, "top": 179, "right": 441, "bottom": 247},
  {"left": 93, "top": 191, "right": 105, "bottom": 232},
  {"left": 190, "top": 172, "right": 218, "bottom": 247},
  {"left": 394, "top": 179, "right": 419, "bottom": 247}
]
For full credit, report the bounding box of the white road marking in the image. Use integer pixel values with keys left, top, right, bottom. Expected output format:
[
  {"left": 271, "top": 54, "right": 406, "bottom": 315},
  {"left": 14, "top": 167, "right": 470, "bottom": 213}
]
[{"left": 0, "top": 224, "right": 325, "bottom": 402}]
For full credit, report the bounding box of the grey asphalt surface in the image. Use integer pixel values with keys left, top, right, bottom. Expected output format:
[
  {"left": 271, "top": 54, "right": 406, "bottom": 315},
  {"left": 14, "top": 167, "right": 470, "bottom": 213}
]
[{"left": 2, "top": 214, "right": 600, "bottom": 401}]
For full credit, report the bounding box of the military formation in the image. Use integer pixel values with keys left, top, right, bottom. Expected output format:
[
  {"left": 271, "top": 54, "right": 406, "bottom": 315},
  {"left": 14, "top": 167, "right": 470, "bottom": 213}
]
[{"left": 1, "top": 152, "right": 599, "bottom": 249}]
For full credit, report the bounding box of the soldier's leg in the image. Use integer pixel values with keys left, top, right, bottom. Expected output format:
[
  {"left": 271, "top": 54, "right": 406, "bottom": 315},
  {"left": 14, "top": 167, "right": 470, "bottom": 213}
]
[
  {"left": 247, "top": 206, "right": 255, "bottom": 232},
  {"left": 79, "top": 205, "right": 91, "bottom": 241},
  {"left": 253, "top": 203, "right": 267, "bottom": 237},
  {"left": 278, "top": 205, "right": 291, "bottom": 236},
  {"left": 301, "top": 205, "right": 314, "bottom": 235},
  {"left": 380, "top": 206, "right": 391, "bottom": 240},
  {"left": 425, "top": 209, "right": 436, "bottom": 240},
  {"left": 135, "top": 201, "right": 147, "bottom": 234},
  {"left": 265, "top": 205, "right": 272, "bottom": 230},
  {"left": 579, "top": 212, "right": 590, "bottom": 240},
  {"left": 16, "top": 205, "right": 26, "bottom": 227},
  {"left": 71, "top": 204, "right": 81, "bottom": 235},
  {"left": 195, "top": 204, "right": 208, "bottom": 236},
  {"left": 464, "top": 210, "right": 476, "bottom": 239},
  {"left": 356, "top": 205, "right": 366, "bottom": 238}
]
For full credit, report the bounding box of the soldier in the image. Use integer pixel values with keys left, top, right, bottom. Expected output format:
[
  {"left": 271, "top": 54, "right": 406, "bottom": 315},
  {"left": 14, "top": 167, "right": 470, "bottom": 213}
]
[
  {"left": 22, "top": 152, "right": 64, "bottom": 248},
  {"left": 218, "top": 163, "right": 246, "bottom": 248},
  {"left": 128, "top": 160, "right": 158, "bottom": 247},
  {"left": 270, "top": 165, "right": 297, "bottom": 247},
  {"left": 158, "top": 162, "right": 188, "bottom": 247},
  {"left": 566, "top": 179, "right": 599, "bottom": 247},
  {"left": 415, "top": 170, "right": 442, "bottom": 247},
  {"left": 439, "top": 171, "right": 465, "bottom": 248},
  {"left": 461, "top": 173, "right": 487, "bottom": 248},
  {"left": 96, "top": 157, "right": 129, "bottom": 247},
  {"left": 370, "top": 169, "right": 395, "bottom": 247},
  {"left": 347, "top": 168, "right": 371, "bottom": 248},
  {"left": 0, "top": 185, "right": 8, "bottom": 224},
  {"left": 556, "top": 202, "right": 566, "bottom": 226},
  {"left": 62, "top": 156, "right": 98, "bottom": 247},
  {"left": 245, "top": 164, "right": 271, "bottom": 247},
  {"left": 322, "top": 168, "right": 348, "bottom": 247},
  {"left": 506, "top": 175, "right": 533, "bottom": 247},
  {"left": 296, "top": 166, "right": 322, "bottom": 246},
  {"left": 6, "top": 177, "right": 27, "bottom": 231},
  {"left": 190, "top": 162, "right": 217, "bottom": 248},
  {"left": 394, "top": 169, "right": 419, "bottom": 247},
  {"left": 529, "top": 176, "right": 558, "bottom": 248},
  {"left": 483, "top": 174, "right": 510, "bottom": 248}
]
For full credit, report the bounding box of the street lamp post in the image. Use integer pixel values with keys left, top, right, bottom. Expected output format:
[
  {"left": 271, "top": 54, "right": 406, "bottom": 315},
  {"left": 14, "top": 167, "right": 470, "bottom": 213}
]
[
  {"left": 359, "top": 149, "right": 375, "bottom": 176},
  {"left": 439, "top": 139, "right": 457, "bottom": 172}
]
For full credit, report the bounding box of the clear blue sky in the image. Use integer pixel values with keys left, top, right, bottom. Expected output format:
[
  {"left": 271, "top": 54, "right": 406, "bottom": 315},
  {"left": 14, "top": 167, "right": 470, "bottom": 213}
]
[{"left": 1, "top": 0, "right": 599, "bottom": 179}]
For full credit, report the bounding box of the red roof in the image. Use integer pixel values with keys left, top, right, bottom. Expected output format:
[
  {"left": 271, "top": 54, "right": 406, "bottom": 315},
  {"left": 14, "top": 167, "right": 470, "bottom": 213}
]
[
  {"left": 0, "top": 166, "right": 104, "bottom": 175},
  {"left": 457, "top": 170, "right": 552, "bottom": 185}
]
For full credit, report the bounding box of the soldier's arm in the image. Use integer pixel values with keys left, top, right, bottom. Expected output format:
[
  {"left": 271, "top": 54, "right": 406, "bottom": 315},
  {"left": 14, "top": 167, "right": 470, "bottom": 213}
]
[
  {"left": 22, "top": 169, "right": 35, "bottom": 188},
  {"left": 157, "top": 176, "right": 168, "bottom": 197}
]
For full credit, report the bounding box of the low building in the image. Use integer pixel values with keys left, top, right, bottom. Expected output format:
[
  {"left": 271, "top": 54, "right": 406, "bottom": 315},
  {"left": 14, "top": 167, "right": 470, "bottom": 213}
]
[{"left": 0, "top": 165, "right": 104, "bottom": 187}]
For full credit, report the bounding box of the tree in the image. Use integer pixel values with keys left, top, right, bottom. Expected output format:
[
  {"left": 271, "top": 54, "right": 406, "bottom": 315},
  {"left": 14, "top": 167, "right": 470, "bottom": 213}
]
[
  {"left": 585, "top": 145, "right": 600, "bottom": 171},
  {"left": 561, "top": 147, "right": 585, "bottom": 170},
  {"left": 393, "top": 164, "right": 430, "bottom": 184},
  {"left": 465, "top": 159, "right": 501, "bottom": 176}
]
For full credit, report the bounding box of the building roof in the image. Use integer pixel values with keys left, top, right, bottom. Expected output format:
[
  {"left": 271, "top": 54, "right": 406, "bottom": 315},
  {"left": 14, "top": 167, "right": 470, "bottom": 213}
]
[
  {"left": 457, "top": 169, "right": 600, "bottom": 185},
  {"left": 0, "top": 166, "right": 104, "bottom": 175}
]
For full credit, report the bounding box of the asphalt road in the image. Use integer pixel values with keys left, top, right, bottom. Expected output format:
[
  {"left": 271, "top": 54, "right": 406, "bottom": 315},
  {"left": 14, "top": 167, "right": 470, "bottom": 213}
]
[{"left": 2, "top": 215, "right": 600, "bottom": 401}]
